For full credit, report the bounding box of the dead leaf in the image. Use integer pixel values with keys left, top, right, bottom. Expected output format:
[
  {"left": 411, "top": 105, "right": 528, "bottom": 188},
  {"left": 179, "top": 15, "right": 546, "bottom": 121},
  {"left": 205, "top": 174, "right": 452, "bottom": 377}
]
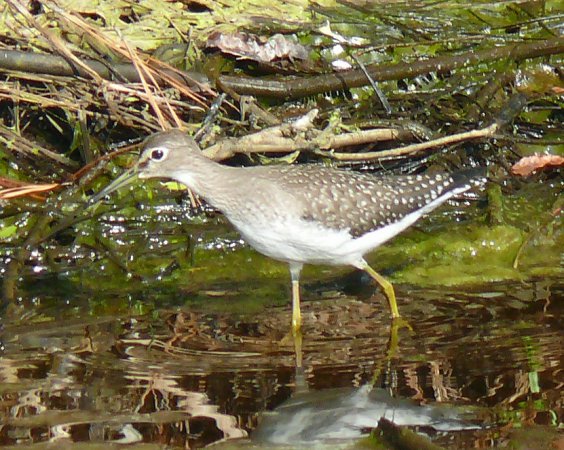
[
  {"left": 511, "top": 154, "right": 564, "bottom": 176},
  {"left": 206, "top": 31, "right": 309, "bottom": 63},
  {"left": 0, "top": 183, "right": 60, "bottom": 200}
]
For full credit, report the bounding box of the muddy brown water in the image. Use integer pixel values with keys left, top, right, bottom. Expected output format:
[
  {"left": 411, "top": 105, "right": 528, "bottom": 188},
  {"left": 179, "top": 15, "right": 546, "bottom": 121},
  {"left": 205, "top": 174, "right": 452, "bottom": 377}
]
[
  {"left": 1, "top": 188, "right": 562, "bottom": 448},
  {"left": 1, "top": 275, "right": 561, "bottom": 449}
]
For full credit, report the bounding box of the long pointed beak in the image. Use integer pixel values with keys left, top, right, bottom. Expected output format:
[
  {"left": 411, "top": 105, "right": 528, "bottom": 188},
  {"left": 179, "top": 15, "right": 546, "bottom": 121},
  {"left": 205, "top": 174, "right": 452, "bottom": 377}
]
[{"left": 89, "top": 166, "right": 138, "bottom": 204}]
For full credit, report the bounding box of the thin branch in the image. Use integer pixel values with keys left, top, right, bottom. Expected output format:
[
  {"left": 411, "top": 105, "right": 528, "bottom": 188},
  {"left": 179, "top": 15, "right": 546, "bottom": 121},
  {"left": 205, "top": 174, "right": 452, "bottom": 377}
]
[
  {"left": 219, "top": 37, "right": 564, "bottom": 99},
  {"left": 317, "top": 123, "right": 499, "bottom": 161}
]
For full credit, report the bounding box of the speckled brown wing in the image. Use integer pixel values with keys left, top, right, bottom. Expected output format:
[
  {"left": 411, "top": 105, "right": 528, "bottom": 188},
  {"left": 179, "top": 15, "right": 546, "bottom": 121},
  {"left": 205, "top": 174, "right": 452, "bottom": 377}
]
[{"left": 270, "top": 166, "right": 483, "bottom": 237}]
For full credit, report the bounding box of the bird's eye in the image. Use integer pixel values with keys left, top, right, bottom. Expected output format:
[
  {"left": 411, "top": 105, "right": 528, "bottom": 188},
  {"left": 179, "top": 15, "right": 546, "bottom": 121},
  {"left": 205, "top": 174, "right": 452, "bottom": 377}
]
[{"left": 150, "top": 148, "right": 165, "bottom": 161}]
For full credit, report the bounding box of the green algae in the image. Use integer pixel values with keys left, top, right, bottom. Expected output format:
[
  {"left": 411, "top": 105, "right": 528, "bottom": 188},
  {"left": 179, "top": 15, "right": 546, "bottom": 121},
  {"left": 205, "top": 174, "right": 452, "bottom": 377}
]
[
  {"left": 371, "top": 181, "right": 562, "bottom": 288},
  {"left": 375, "top": 224, "right": 526, "bottom": 287},
  {"left": 51, "top": 174, "right": 561, "bottom": 322},
  {"left": 1, "top": 0, "right": 561, "bottom": 322}
]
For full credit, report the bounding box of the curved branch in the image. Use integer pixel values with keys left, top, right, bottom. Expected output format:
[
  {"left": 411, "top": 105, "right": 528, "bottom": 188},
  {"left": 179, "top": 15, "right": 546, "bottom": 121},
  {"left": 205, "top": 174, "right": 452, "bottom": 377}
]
[{"left": 218, "top": 37, "right": 564, "bottom": 99}]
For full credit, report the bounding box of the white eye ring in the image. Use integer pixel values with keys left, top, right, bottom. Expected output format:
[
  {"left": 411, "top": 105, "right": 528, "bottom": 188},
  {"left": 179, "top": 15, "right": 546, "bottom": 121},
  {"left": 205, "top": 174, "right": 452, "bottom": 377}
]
[{"left": 149, "top": 147, "right": 168, "bottom": 161}]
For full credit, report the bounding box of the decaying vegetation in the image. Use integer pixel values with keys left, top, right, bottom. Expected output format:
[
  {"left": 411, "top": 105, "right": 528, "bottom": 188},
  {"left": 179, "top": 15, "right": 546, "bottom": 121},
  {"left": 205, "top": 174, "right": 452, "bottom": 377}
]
[
  {"left": 0, "top": 0, "right": 561, "bottom": 297},
  {"left": 0, "top": 2, "right": 562, "bottom": 448}
]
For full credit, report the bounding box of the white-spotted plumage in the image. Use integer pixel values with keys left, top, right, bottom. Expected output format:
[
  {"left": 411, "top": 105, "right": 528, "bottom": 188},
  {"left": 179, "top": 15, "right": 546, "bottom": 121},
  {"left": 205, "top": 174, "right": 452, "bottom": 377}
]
[{"left": 95, "top": 129, "right": 485, "bottom": 329}]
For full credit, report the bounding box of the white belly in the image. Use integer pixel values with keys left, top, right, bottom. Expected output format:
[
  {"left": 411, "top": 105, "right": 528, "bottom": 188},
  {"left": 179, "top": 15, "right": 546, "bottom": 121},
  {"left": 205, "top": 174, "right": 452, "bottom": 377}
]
[
  {"left": 229, "top": 217, "right": 365, "bottom": 266},
  {"left": 226, "top": 188, "right": 458, "bottom": 267}
]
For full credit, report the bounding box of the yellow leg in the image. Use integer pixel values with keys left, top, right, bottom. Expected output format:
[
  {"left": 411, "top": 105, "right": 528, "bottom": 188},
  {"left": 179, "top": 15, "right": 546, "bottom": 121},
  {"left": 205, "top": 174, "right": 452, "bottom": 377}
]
[
  {"left": 362, "top": 264, "right": 400, "bottom": 319},
  {"left": 369, "top": 318, "right": 400, "bottom": 386},
  {"left": 293, "top": 327, "right": 303, "bottom": 369},
  {"left": 289, "top": 263, "right": 303, "bottom": 334},
  {"left": 361, "top": 262, "right": 413, "bottom": 331},
  {"left": 292, "top": 279, "right": 302, "bottom": 333}
]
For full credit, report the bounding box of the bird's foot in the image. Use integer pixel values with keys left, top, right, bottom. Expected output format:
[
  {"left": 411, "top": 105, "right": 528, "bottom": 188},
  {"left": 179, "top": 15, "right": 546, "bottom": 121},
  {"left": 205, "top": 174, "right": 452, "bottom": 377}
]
[
  {"left": 386, "top": 317, "right": 413, "bottom": 359},
  {"left": 392, "top": 316, "right": 413, "bottom": 332},
  {"left": 280, "top": 324, "right": 302, "bottom": 345}
]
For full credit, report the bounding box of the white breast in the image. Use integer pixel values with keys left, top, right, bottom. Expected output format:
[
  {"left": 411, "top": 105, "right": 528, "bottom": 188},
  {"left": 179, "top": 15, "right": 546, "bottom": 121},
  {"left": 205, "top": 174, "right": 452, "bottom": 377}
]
[{"left": 229, "top": 216, "right": 356, "bottom": 265}]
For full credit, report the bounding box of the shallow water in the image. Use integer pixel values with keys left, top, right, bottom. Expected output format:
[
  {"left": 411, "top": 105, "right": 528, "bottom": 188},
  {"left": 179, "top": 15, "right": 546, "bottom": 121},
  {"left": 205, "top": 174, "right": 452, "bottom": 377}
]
[
  {"left": 1, "top": 272, "right": 561, "bottom": 448},
  {"left": 1, "top": 182, "right": 562, "bottom": 449}
]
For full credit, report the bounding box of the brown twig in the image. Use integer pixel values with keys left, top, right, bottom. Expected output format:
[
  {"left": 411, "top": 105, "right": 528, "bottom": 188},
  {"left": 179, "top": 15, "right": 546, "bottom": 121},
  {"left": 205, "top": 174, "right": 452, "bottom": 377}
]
[
  {"left": 316, "top": 123, "right": 499, "bottom": 161},
  {"left": 0, "top": 125, "right": 77, "bottom": 169},
  {"left": 203, "top": 110, "right": 498, "bottom": 163},
  {"left": 122, "top": 36, "right": 170, "bottom": 130},
  {"left": 219, "top": 37, "right": 564, "bottom": 99},
  {"left": 6, "top": 0, "right": 103, "bottom": 83}
]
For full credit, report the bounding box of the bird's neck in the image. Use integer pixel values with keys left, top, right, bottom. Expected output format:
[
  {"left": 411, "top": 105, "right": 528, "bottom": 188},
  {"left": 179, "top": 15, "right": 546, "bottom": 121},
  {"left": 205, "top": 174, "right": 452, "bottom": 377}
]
[{"left": 171, "top": 155, "right": 242, "bottom": 210}]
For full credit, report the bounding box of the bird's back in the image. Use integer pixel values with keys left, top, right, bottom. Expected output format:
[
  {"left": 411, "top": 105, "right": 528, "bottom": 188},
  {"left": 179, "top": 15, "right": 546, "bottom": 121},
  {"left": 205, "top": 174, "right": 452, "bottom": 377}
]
[{"left": 241, "top": 164, "right": 483, "bottom": 237}]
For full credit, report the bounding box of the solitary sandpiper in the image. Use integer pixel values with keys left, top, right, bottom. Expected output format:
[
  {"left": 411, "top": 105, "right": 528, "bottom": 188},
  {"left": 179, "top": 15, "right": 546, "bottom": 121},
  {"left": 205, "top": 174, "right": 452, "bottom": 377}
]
[{"left": 93, "top": 129, "right": 483, "bottom": 332}]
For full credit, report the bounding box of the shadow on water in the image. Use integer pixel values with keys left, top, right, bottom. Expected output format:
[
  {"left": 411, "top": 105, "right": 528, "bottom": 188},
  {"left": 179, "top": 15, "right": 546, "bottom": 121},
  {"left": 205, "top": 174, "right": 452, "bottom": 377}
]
[{"left": 0, "top": 274, "right": 562, "bottom": 449}]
